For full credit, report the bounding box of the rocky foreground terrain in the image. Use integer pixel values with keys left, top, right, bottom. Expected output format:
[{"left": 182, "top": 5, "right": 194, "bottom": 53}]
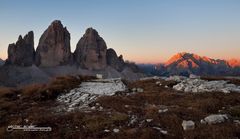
[{"left": 0, "top": 75, "right": 240, "bottom": 139}]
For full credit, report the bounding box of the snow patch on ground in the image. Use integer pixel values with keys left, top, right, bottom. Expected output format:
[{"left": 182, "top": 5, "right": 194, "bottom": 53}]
[{"left": 57, "top": 78, "right": 127, "bottom": 111}]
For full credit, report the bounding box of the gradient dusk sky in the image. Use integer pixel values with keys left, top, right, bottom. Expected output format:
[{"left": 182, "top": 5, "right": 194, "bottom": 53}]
[{"left": 0, "top": 0, "right": 240, "bottom": 63}]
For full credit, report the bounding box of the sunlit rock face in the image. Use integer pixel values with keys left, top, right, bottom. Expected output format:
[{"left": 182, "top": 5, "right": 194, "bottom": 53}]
[
  {"left": 165, "top": 52, "right": 228, "bottom": 68},
  {"left": 164, "top": 52, "right": 230, "bottom": 76},
  {"left": 35, "top": 20, "right": 72, "bottom": 67},
  {"left": 74, "top": 28, "right": 107, "bottom": 70},
  {"left": 227, "top": 59, "right": 240, "bottom": 68},
  {"left": 6, "top": 31, "right": 35, "bottom": 66}
]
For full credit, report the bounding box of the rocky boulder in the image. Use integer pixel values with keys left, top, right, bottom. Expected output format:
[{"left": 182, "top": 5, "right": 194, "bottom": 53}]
[
  {"left": 201, "top": 114, "right": 229, "bottom": 124},
  {"left": 106, "top": 48, "right": 125, "bottom": 71},
  {"left": 182, "top": 120, "right": 195, "bottom": 130},
  {"left": 74, "top": 28, "right": 107, "bottom": 70},
  {"left": 35, "top": 20, "right": 72, "bottom": 67},
  {"left": 6, "top": 31, "right": 35, "bottom": 66}
]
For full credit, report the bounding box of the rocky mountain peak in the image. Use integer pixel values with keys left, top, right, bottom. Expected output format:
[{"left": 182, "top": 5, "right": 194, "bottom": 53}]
[
  {"left": 163, "top": 52, "right": 232, "bottom": 76},
  {"left": 81, "top": 27, "right": 106, "bottom": 48},
  {"left": 49, "top": 20, "right": 68, "bottom": 33},
  {"left": 177, "top": 52, "right": 188, "bottom": 56},
  {"left": 51, "top": 20, "right": 62, "bottom": 26},
  {"left": 23, "top": 31, "right": 34, "bottom": 46},
  {"left": 165, "top": 52, "right": 219, "bottom": 67},
  {"left": 74, "top": 27, "right": 107, "bottom": 70},
  {"left": 85, "top": 27, "right": 99, "bottom": 36},
  {"left": 6, "top": 31, "right": 35, "bottom": 66},
  {"left": 165, "top": 52, "right": 191, "bottom": 66},
  {"left": 35, "top": 20, "right": 72, "bottom": 67},
  {"left": 18, "top": 35, "right": 23, "bottom": 40}
]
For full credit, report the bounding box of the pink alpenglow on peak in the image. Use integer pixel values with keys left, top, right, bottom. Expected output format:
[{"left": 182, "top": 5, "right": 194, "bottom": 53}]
[{"left": 227, "top": 59, "right": 240, "bottom": 68}]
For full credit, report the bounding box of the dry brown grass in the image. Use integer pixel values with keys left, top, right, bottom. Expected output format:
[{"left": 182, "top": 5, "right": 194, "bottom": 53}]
[
  {"left": 0, "top": 77, "right": 240, "bottom": 139},
  {"left": 0, "top": 87, "right": 16, "bottom": 98},
  {"left": 20, "top": 75, "right": 95, "bottom": 101},
  {"left": 97, "top": 79, "right": 240, "bottom": 139},
  {"left": 184, "top": 123, "right": 240, "bottom": 139},
  {"left": 0, "top": 75, "right": 96, "bottom": 138}
]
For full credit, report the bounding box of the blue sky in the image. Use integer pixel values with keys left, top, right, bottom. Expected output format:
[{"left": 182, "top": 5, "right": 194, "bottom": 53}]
[{"left": 0, "top": 0, "right": 240, "bottom": 63}]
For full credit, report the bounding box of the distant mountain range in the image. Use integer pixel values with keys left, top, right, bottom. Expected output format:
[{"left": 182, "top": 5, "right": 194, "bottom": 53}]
[{"left": 138, "top": 52, "right": 240, "bottom": 76}]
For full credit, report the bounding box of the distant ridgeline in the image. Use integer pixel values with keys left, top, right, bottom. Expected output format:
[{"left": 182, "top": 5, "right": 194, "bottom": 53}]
[
  {"left": 0, "top": 20, "right": 144, "bottom": 87},
  {"left": 138, "top": 52, "right": 240, "bottom": 77}
]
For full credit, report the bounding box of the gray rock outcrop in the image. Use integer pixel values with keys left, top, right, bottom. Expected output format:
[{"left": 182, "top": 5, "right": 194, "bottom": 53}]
[
  {"left": 6, "top": 31, "right": 35, "bottom": 66},
  {"left": 35, "top": 20, "right": 72, "bottom": 67},
  {"left": 57, "top": 78, "right": 127, "bottom": 111},
  {"left": 182, "top": 120, "right": 195, "bottom": 130},
  {"left": 106, "top": 48, "right": 125, "bottom": 71},
  {"left": 74, "top": 28, "right": 107, "bottom": 70},
  {"left": 201, "top": 114, "right": 229, "bottom": 124},
  {"left": 164, "top": 75, "right": 240, "bottom": 93}
]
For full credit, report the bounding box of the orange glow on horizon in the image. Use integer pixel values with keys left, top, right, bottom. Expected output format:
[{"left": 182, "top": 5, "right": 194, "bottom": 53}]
[{"left": 1, "top": 49, "right": 240, "bottom": 64}]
